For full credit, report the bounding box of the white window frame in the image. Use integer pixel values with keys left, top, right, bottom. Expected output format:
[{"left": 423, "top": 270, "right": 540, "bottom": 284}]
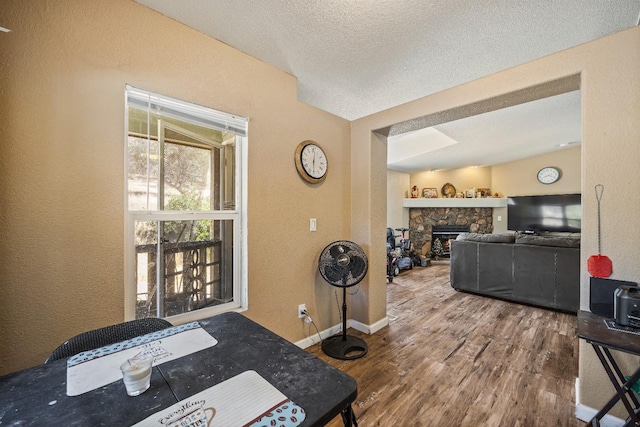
[{"left": 124, "top": 86, "right": 248, "bottom": 324}]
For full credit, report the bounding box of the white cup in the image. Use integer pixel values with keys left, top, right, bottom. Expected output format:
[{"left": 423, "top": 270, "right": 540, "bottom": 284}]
[{"left": 120, "top": 353, "right": 154, "bottom": 396}]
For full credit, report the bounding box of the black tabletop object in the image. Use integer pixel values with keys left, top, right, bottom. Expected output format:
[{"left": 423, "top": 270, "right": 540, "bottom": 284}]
[
  {"left": 161, "top": 312, "right": 358, "bottom": 426},
  {"left": 577, "top": 309, "right": 640, "bottom": 355},
  {"left": 0, "top": 312, "right": 358, "bottom": 426},
  {"left": 0, "top": 362, "right": 176, "bottom": 425}
]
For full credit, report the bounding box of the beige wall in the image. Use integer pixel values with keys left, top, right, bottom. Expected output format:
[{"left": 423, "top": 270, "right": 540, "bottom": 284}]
[
  {"left": 356, "top": 26, "right": 640, "bottom": 418},
  {"left": 491, "top": 145, "right": 581, "bottom": 233},
  {"left": 407, "top": 144, "right": 580, "bottom": 201},
  {"left": 386, "top": 170, "right": 410, "bottom": 229},
  {"left": 387, "top": 145, "right": 581, "bottom": 233},
  {"left": 0, "top": 0, "right": 352, "bottom": 374},
  {"left": 411, "top": 166, "right": 492, "bottom": 198},
  {"left": 492, "top": 145, "right": 581, "bottom": 198}
]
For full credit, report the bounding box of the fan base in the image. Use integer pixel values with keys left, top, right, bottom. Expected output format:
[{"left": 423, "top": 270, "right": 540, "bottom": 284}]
[{"left": 321, "top": 334, "right": 368, "bottom": 360}]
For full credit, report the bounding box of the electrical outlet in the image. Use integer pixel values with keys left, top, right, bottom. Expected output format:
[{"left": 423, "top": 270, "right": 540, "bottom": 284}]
[{"left": 298, "top": 304, "right": 307, "bottom": 318}]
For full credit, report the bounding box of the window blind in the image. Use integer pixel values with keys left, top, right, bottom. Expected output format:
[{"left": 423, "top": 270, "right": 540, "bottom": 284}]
[{"left": 126, "top": 85, "right": 248, "bottom": 137}]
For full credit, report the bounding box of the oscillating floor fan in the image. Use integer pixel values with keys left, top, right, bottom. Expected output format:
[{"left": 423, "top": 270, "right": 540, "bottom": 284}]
[{"left": 318, "top": 240, "right": 369, "bottom": 360}]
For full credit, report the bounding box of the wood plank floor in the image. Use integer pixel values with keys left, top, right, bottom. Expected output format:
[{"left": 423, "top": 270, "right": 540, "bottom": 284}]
[{"left": 306, "top": 263, "right": 586, "bottom": 426}]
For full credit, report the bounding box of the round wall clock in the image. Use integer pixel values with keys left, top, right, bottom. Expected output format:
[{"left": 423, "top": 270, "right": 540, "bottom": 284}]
[
  {"left": 295, "top": 140, "right": 328, "bottom": 184},
  {"left": 537, "top": 166, "right": 561, "bottom": 184}
]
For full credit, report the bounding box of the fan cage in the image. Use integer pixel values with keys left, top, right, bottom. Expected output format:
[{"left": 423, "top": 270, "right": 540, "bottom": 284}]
[{"left": 318, "top": 240, "right": 368, "bottom": 288}]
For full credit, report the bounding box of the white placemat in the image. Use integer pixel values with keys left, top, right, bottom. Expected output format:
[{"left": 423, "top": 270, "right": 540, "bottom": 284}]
[
  {"left": 67, "top": 322, "right": 217, "bottom": 396},
  {"left": 132, "top": 370, "right": 305, "bottom": 427}
]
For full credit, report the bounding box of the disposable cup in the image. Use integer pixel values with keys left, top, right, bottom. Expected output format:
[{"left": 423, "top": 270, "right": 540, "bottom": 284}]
[{"left": 120, "top": 353, "right": 154, "bottom": 396}]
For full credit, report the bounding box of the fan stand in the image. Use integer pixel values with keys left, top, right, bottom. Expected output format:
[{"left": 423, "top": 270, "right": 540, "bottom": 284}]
[{"left": 322, "top": 286, "right": 368, "bottom": 360}]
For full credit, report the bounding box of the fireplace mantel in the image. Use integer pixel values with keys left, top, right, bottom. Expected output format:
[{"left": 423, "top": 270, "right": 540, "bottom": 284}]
[{"left": 403, "top": 198, "right": 507, "bottom": 208}]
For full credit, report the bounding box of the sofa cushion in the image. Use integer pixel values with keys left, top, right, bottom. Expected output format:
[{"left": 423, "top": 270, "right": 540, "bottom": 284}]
[
  {"left": 455, "top": 233, "right": 515, "bottom": 243},
  {"left": 514, "top": 234, "right": 580, "bottom": 248}
]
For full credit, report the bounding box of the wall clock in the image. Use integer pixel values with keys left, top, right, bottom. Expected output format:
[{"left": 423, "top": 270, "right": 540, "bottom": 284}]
[
  {"left": 537, "top": 166, "right": 561, "bottom": 184},
  {"left": 295, "top": 140, "right": 328, "bottom": 184}
]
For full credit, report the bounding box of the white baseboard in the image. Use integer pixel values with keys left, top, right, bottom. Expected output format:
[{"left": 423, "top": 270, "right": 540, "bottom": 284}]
[
  {"left": 294, "top": 322, "right": 342, "bottom": 349},
  {"left": 575, "top": 378, "right": 624, "bottom": 427},
  {"left": 575, "top": 404, "right": 624, "bottom": 427},
  {"left": 294, "top": 316, "right": 389, "bottom": 349},
  {"left": 350, "top": 316, "right": 389, "bottom": 334}
]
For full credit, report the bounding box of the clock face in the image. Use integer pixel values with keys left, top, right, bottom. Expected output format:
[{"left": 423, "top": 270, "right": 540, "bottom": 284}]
[
  {"left": 537, "top": 167, "right": 561, "bottom": 184},
  {"left": 295, "top": 141, "right": 328, "bottom": 184},
  {"left": 301, "top": 144, "right": 327, "bottom": 178}
]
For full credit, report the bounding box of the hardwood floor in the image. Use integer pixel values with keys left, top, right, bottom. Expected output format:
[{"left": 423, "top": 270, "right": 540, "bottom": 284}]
[{"left": 306, "top": 263, "right": 586, "bottom": 426}]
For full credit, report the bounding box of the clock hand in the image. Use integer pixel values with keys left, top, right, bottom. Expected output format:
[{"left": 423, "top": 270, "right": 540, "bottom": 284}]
[{"left": 313, "top": 148, "right": 316, "bottom": 172}]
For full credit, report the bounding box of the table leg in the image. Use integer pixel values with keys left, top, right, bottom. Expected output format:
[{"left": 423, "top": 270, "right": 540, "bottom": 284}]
[
  {"left": 340, "top": 405, "right": 358, "bottom": 427},
  {"left": 603, "top": 347, "right": 640, "bottom": 409},
  {"left": 590, "top": 344, "right": 640, "bottom": 426}
]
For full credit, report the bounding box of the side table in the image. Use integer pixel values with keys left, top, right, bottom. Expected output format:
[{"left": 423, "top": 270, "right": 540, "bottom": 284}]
[{"left": 577, "top": 310, "right": 640, "bottom": 426}]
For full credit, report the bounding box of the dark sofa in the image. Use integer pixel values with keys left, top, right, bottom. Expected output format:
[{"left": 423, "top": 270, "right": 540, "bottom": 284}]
[{"left": 450, "top": 232, "right": 580, "bottom": 313}]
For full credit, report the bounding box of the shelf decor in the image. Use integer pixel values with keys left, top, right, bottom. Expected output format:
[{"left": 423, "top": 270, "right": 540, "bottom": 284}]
[
  {"left": 422, "top": 188, "right": 438, "bottom": 198},
  {"left": 441, "top": 183, "right": 456, "bottom": 198}
]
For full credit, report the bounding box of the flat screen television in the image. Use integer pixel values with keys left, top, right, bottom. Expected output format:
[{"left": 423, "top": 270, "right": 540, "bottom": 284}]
[{"left": 507, "top": 194, "right": 581, "bottom": 233}]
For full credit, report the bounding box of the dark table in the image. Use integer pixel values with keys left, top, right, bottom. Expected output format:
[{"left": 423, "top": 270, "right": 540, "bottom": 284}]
[
  {"left": 0, "top": 312, "right": 358, "bottom": 426},
  {"left": 577, "top": 310, "right": 640, "bottom": 426}
]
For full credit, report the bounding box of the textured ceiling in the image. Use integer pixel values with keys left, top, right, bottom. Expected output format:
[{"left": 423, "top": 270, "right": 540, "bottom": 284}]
[{"left": 134, "top": 0, "right": 639, "bottom": 171}]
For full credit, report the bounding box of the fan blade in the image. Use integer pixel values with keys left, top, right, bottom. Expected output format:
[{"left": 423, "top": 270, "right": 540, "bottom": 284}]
[{"left": 318, "top": 240, "right": 369, "bottom": 288}]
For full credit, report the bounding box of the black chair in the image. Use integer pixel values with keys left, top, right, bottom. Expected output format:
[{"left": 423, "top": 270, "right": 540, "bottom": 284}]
[
  {"left": 44, "top": 317, "right": 173, "bottom": 364},
  {"left": 386, "top": 227, "right": 397, "bottom": 251}
]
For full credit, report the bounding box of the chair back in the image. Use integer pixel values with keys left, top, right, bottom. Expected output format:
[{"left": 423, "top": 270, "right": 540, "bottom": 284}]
[
  {"left": 386, "top": 227, "right": 396, "bottom": 249},
  {"left": 44, "top": 317, "right": 173, "bottom": 364}
]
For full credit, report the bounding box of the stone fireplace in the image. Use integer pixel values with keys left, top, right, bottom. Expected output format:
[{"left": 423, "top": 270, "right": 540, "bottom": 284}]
[{"left": 409, "top": 207, "right": 494, "bottom": 257}]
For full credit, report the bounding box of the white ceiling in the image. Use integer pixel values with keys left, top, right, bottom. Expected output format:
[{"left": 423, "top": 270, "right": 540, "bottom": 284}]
[
  {"left": 387, "top": 91, "right": 582, "bottom": 172},
  {"left": 134, "top": 0, "right": 639, "bottom": 172}
]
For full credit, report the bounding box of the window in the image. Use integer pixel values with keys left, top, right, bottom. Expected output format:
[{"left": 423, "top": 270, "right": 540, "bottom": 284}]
[{"left": 125, "top": 86, "right": 247, "bottom": 322}]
